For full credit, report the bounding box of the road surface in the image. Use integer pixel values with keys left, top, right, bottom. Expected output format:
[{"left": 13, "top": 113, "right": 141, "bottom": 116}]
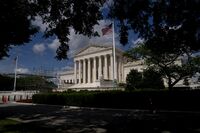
[{"left": 0, "top": 102, "right": 200, "bottom": 133}]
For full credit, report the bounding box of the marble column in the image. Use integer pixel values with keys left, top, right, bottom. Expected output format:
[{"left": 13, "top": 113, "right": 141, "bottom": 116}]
[
  {"left": 74, "top": 60, "right": 77, "bottom": 84},
  {"left": 104, "top": 55, "right": 108, "bottom": 79},
  {"left": 88, "top": 58, "right": 91, "bottom": 83},
  {"left": 110, "top": 54, "right": 113, "bottom": 80},
  {"left": 114, "top": 56, "right": 117, "bottom": 81},
  {"left": 121, "top": 58, "right": 124, "bottom": 82},
  {"left": 78, "top": 60, "right": 81, "bottom": 84},
  {"left": 83, "top": 59, "right": 86, "bottom": 84},
  {"left": 93, "top": 57, "right": 96, "bottom": 82},
  {"left": 116, "top": 57, "right": 119, "bottom": 82},
  {"left": 98, "top": 56, "right": 102, "bottom": 80}
]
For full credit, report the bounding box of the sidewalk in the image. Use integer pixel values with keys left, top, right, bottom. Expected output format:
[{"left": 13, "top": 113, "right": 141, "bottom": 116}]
[{"left": 1, "top": 103, "right": 200, "bottom": 133}]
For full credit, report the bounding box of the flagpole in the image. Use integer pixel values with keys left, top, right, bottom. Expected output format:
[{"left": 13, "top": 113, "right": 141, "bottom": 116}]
[
  {"left": 13, "top": 56, "right": 18, "bottom": 92},
  {"left": 112, "top": 20, "right": 117, "bottom": 87}
]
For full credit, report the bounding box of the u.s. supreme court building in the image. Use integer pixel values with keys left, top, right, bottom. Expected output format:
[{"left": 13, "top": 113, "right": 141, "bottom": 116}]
[
  {"left": 57, "top": 44, "right": 199, "bottom": 90},
  {"left": 58, "top": 44, "right": 145, "bottom": 89}
]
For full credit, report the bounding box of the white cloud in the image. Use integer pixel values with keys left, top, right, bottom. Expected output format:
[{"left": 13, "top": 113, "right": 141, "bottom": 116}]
[
  {"left": 67, "top": 28, "right": 90, "bottom": 58},
  {"left": 67, "top": 20, "right": 115, "bottom": 58},
  {"left": 16, "top": 68, "right": 30, "bottom": 74},
  {"left": 61, "top": 66, "right": 73, "bottom": 70},
  {"left": 33, "top": 43, "right": 46, "bottom": 54},
  {"left": 46, "top": 20, "right": 120, "bottom": 58},
  {"left": 48, "top": 39, "right": 60, "bottom": 52},
  {"left": 89, "top": 20, "right": 113, "bottom": 43},
  {"left": 32, "top": 16, "right": 48, "bottom": 32}
]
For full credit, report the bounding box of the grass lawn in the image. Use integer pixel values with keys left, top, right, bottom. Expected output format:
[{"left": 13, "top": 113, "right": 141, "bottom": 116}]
[
  {"left": 0, "top": 119, "right": 57, "bottom": 133},
  {"left": 0, "top": 119, "right": 21, "bottom": 133}
]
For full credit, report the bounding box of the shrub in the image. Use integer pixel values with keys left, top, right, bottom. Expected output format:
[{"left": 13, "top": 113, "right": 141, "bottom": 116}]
[
  {"left": 118, "top": 83, "right": 126, "bottom": 87},
  {"left": 32, "top": 90, "right": 200, "bottom": 111},
  {"left": 126, "top": 69, "right": 143, "bottom": 91},
  {"left": 142, "top": 68, "right": 165, "bottom": 89},
  {"left": 125, "top": 68, "right": 165, "bottom": 90}
]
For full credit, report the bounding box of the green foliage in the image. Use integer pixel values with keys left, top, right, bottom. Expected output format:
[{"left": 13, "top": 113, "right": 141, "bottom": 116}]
[
  {"left": 0, "top": 75, "right": 14, "bottom": 91},
  {"left": 33, "top": 90, "right": 200, "bottom": 111},
  {"left": 0, "top": 0, "right": 38, "bottom": 59},
  {"left": 111, "top": 0, "right": 200, "bottom": 51},
  {"left": 0, "top": 0, "right": 104, "bottom": 60},
  {"left": 126, "top": 69, "right": 143, "bottom": 90},
  {"left": 118, "top": 83, "right": 126, "bottom": 88},
  {"left": 0, "top": 119, "right": 19, "bottom": 132},
  {"left": 124, "top": 43, "right": 200, "bottom": 89},
  {"left": 112, "top": 0, "right": 200, "bottom": 89},
  {"left": 16, "top": 76, "right": 56, "bottom": 92},
  {"left": 125, "top": 68, "right": 164, "bottom": 90},
  {"left": 34, "top": 0, "right": 104, "bottom": 60},
  {"left": 124, "top": 44, "right": 149, "bottom": 61},
  {"left": 183, "top": 78, "right": 190, "bottom": 86},
  {"left": 1, "top": 0, "right": 200, "bottom": 61},
  {"left": 0, "top": 75, "right": 56, "bottom": 91},
  {"left": 142, "top": 68, "right": 165, "bottom": 89}
]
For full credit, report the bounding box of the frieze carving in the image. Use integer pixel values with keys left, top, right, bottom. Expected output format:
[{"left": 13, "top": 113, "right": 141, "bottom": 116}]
[{"left": 76, "top": 46, "right": 107, "bottom": 56}]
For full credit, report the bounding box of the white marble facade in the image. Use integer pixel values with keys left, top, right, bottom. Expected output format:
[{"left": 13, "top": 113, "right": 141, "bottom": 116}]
[
  {"left": 58, "top": 44, "right": 145, "bottom": 89},
  {"left": 58, "top": 46, "right": 200, "bottom": 89}
]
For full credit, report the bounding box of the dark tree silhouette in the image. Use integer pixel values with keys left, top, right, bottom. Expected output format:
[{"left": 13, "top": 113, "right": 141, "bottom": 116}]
[
  {"left": 0, "top": 0, "right": 104, "bottom": 60},
  {"left": 110, "top": 0, "right": 200, "bottom": 53},
  {"left": 142, "top": 67, "right": 164, "bottom": 89},
  {"left": 1, "top": 0, "right": 200, "bottom": 61},
  {"left": 112, "top": 0, "right": 200, "bottom": 89},
  {"left": 126, "top": 69, "right": 142, "bottom": 90},
  {"left": 124, "top": 44, "right": 200, "bottom": 89},
  {"left": 0, "top": 0, "right": 38, "bottom": 59}
]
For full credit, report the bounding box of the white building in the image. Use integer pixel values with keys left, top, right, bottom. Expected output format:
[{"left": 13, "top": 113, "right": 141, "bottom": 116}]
[
  {"left": 58, "top": 44, "right": 200, "bottom": 90},
  {"left": 58, "top": 44, "right": 145, "bottom": 89}
]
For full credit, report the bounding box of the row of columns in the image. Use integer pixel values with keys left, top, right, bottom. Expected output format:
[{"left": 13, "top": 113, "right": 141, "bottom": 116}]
[{"left": 74, "top": 54, "right": 123, "bottom": 84}]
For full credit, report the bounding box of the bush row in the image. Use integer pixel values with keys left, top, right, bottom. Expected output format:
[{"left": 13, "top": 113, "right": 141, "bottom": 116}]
[{"left": 32, "top": 89, "right": 200, "bottom": 111}]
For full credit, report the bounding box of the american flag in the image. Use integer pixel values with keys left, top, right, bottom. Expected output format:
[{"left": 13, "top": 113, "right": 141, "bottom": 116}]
[{"left": 102, "top": 23, "right": 112, "bottom": 35}]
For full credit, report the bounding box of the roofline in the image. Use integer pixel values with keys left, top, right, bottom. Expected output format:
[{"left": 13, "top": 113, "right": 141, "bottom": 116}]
[
  {"left": 74, "top": 44, "right": 124, "bottom": 57},
  {"left": 74, "top": 44, "right": 111, "bottom": 56}
]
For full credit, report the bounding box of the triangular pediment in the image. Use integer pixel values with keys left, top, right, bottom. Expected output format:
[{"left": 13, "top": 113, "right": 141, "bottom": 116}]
[{"left": 76, "top": 45, "right": 110, "bottom": 56}]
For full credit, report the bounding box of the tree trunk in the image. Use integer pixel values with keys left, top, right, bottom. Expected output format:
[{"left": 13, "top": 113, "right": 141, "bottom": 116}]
[{"left": 168, "top": 77, "right": 173, "bottom": 90}]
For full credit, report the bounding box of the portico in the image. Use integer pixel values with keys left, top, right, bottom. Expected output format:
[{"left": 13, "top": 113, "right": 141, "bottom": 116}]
[
  {"left": 58, "top": 44, "right": 148, "bottom": 89},
  {"left": 71, "top": 45, "right": 124, "bottom": 88}
]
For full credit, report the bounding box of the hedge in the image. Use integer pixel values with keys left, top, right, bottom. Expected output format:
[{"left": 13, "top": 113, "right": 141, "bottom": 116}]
[{"left": 32, "top": 89, "right": 200, "bottom": 111}]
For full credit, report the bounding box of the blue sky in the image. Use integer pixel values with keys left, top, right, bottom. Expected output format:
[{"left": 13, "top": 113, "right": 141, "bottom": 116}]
[{"left": 0, "top": 19, "right": 140, "bottom": 74}]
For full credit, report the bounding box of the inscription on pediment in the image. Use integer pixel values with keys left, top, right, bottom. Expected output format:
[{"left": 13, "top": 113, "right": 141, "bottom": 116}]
[{"left": 77, "top": 46, "right": 108, "bottom": 56}]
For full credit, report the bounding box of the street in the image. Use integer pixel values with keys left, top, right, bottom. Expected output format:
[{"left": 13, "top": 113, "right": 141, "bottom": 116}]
[{"left": 1, "top": 103, "right": 200, "bottom": 133}]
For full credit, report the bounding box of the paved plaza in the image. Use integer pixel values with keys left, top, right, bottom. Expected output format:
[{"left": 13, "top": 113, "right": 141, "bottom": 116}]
[{"left": 1, "top": 103, "right": 200, "bottom": 133}]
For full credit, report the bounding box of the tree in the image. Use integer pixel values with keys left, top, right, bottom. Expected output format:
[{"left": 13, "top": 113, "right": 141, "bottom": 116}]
[
  {"left": 16, "top": 76, "right": 56, "bottom": 92},
  {"left": 0, "top": 0, "right": 104, "bottom": 60},
  {"left": 0, "top": 75, "right": 14, "bottom": 91},
  {"left": 126, "top": 69, "right": 142, "bottom": 91},
  {"left": 125, "top": 68, "right": 164, "bottom": 90},
  {"left": 2, "top": 0, "right": 200, "bottom": 61},
  {"left": 110, "top": 0, "right": 200, "bottom": 51},
  {"left": 183, "top": 78, "right": 189, "bottom": 86},
  {"left": 110, "top": 0, "right": 200, "bottom": 89},
  {"left": 142, "top": 67, "right": 164, "bottom": 89},
  {"left": 125, "top": 44, "right": 200, "bottom": 90},
  {"left": 0, "top": 74, "right": 56, "bottom": 91},
  {"left": 0, "top": 0, "right": 38, "bottom": 59}
]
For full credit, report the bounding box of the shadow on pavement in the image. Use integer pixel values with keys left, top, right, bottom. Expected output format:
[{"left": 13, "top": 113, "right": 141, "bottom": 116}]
[{"left": 1, "top": 104, "right": 200, "bottom": 132}]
